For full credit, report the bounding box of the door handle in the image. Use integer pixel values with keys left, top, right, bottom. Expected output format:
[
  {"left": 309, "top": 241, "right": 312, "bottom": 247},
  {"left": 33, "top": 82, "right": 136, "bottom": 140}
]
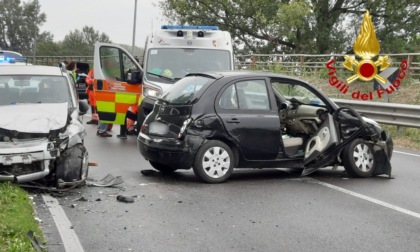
[{"left": 226, "top": 118, "right": 240, "bottom": 124}]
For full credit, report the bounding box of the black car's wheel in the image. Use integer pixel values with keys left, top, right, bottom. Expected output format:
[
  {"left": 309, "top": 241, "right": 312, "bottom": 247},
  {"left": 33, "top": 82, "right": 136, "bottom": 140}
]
[
  {"left": 149, "top": 161, "right": 177, "bottom": 173},
  {"left": 55, "top": 144, "right": 89, "bottom": 185},
  {"left": 193, "top": 140, "right": 234, "bottom": 183},
  {"left": 343, "top": 138, "right": 375, "bottom": 178}
]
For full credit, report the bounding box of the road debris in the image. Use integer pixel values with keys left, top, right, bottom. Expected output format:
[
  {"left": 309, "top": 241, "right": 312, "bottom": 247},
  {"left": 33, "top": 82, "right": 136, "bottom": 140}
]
[
  {"left": 86, "top": 174, "right": 124, "bottom": 187},
  {"left": 76, "top": 197, "right": 88, "bottom": 202},
  {"left": 117, "top": 195, "right": 134, "bottom": 203},
  {"left": 140, "top": 169, "right": 158, "bottom": 176},
  {"left": 27, "top": 230, "right": 43, "bottom": 252}
]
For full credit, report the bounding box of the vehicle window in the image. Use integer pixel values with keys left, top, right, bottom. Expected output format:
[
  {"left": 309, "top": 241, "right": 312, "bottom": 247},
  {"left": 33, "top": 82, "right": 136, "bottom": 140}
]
[
  {"left": 146, "top": 48, "right": 231, "bottom": 83},
  {"left": 271, "top": 80, "right": 325, "bottom": 106},
  {"left": 219, "top": 84, "right": 238, "bottom": 109},
  {"left": 122, "top": 52, "right": 140, "bottom": 82},
  {"left": 0, "top": 75, "right": 73, "bottom": 106},
  {"left": 161, "top": 76, "right": 214, "bottom": 105},
  {"left": 100, "top": 46, "right": 122, "bottom": 80},
  {"left": 236, "top": 80, "right": 270, "bottom": 110}
]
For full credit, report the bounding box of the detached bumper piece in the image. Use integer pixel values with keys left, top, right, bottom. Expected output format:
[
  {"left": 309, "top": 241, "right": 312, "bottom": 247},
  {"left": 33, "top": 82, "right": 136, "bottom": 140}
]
[
  {"left": 373, "top": 132, "right": 394, "bottom": 178},
  {"left": 0, "top": 138, "right": 58, "bottom": 183}
]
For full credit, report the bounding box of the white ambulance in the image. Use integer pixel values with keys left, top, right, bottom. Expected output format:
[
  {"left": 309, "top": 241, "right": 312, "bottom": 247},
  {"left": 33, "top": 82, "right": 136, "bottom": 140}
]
[
  {"left": 138, "top": 25, "right": 234, "bottom": 125},
  {"left": 93, "top": 25, "right": 234, "bottom": 128}
]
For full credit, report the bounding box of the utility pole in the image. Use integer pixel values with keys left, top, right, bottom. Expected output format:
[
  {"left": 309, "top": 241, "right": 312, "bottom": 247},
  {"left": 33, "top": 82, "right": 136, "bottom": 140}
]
[{"left": 131, "top": 0, "right": 138, "bottom": 55}]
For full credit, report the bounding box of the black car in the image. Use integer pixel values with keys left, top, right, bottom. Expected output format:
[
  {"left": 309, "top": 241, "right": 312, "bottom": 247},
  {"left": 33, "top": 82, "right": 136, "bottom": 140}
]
[{"left": 137, "top": 72, "right": 393, "bottom": 183}]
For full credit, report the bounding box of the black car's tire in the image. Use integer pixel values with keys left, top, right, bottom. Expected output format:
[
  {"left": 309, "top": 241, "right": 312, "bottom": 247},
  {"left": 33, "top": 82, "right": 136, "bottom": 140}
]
[
  {"left": 343, "top": 138, "right": 375, "bottom": 178},
  {"left": 149, "top": 161, "right": 177, "bottom": 173},
  {"left": 55, "top": 144, "right": 89, "bottom": 185},
  {"left": 193, "top": 140, "right": 234, "bottom": 183}
]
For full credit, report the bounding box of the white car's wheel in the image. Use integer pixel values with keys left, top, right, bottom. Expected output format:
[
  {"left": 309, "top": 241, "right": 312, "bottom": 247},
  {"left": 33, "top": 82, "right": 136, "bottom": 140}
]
[
  {"left": 343, "top": 138, "right": 375, "bottom": 177},
  {"left": 193, "top": 140, "right": 234, "bottom": 183}
]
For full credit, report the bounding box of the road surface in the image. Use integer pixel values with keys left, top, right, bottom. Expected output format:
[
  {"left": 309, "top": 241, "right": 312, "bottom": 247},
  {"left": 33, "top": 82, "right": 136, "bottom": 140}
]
[{"left": 34, "top": 120, "right": 420, "bottom": 252}]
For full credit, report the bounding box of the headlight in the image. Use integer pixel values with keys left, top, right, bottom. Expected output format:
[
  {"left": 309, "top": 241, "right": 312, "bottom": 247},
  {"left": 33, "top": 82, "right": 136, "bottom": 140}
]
[{"left": 144, "top": 86, "right": 162, "bottom": 98}]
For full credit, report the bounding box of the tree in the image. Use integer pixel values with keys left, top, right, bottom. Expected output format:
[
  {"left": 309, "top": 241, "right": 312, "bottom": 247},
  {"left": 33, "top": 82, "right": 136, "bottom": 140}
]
[
  {"left": 0, "top": 0, "right": 46, "bottom": 54},
  {"left": 36, "top": 32, "right": 61, "bottom": 56},
  {"left": 159, "top": 0, "right": 420, "bottom": 54},
  {"left": 60, "top": 26, "right": 112, "bottom": 56}
]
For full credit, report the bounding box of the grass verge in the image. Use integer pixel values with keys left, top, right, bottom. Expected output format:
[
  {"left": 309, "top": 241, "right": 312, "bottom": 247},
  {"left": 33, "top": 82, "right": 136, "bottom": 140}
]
[
  {"left": 382, "top": 125, "right": 420, "bottom": 151},
  {"left": 0, "top": 182, "right": 44, "bottom": 252}
]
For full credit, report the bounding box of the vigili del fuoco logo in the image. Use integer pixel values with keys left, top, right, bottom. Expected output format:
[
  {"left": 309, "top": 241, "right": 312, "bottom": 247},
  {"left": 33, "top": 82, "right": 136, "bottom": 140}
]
[{"left": 325, "top": 11, "right": 408, "bottom": 100}]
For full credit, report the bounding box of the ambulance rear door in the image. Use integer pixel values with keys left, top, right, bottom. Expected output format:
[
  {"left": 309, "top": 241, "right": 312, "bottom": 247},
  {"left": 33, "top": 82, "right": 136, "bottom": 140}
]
[{"left": 93, "top": 42, "right": 143, "bottom": 124}]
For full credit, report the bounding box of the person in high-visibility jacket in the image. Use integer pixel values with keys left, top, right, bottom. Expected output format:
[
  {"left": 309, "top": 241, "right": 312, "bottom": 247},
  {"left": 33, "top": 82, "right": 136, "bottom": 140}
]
[{"left": 85, "top": 69, "right": 99, "bottom": 125}]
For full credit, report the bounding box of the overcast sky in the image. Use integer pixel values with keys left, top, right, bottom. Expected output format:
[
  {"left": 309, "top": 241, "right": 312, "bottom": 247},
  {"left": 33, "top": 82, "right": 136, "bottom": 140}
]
[{"left": 37, "top": 0, "right": 167, "bottom": 46}]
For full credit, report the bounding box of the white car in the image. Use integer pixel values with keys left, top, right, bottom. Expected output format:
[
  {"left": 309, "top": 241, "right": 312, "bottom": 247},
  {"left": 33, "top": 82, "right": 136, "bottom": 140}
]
[{"left": 0, "top": 64, "right": 90, "bottom": 186}]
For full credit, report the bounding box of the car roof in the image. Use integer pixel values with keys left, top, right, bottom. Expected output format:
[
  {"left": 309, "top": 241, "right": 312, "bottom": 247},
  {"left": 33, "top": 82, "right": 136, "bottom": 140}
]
[
  {"left": 0, "top": 65, "right": 65, "bottom": 76},
  {"left": 187, "top": 71, "right": 302, "bottom": 81}
]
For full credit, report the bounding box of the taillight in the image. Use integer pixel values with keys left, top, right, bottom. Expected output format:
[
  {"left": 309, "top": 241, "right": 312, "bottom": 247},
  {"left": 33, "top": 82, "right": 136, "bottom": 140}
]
[{"left": 141, "top": 124, "right": 149, "bottom": 134}]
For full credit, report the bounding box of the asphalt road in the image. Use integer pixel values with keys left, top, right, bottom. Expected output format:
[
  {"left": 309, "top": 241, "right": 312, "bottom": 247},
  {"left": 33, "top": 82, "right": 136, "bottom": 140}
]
[{"left": 35, "top": 119, "right": 420, "bottom": 252}]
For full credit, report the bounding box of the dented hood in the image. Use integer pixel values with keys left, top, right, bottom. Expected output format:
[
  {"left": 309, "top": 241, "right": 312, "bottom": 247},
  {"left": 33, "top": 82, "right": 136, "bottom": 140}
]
[{"left": 0, "top": 103, "right": 68, "bottom": 134}]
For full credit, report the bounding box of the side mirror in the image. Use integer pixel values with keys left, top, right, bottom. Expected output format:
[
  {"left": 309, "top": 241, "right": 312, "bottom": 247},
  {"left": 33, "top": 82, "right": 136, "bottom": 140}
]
[
  {"left": 78, "top": 100, "right": 89, "bottom": 116},
  {"left": 127, "top": 69, "right": 143, "bottom": 84},
  {"left": 280, "top": 102, "right": 289, "bottom": 110}
]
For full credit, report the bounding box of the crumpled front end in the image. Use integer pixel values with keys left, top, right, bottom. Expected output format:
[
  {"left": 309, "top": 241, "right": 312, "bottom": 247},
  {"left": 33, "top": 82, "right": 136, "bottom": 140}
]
[
  {"left": 0, "top": 106, "right": 86, "bottom": 183},
  {"left": 0, "top": 138, "right": 59, "bottom": 183}
]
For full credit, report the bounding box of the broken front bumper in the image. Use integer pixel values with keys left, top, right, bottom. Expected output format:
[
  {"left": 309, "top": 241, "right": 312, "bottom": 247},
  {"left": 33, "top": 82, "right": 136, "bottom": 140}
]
[{"left": 0, "top": 138, "right": 59, "bottom": 183}]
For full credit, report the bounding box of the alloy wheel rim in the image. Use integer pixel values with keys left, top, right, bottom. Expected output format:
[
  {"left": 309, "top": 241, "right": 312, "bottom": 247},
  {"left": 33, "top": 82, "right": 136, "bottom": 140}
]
[
  {"left": 202, "top": 147, "right": 230, "bottom": 178},
  {"left": 353, "top": 143, "right": 374, "bottom": 172}
]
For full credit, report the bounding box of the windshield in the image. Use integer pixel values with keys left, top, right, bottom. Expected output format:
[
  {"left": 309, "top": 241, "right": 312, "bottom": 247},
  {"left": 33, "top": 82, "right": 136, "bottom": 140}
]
[
  {"left": 0, "top": 75, "right": 73, "bottom": 106},
  {"left": 160, "top": 75, "right": 215, "bottom": 105},
  {"left": 145, "top": 48, "right": 231, "bottom": 83}
]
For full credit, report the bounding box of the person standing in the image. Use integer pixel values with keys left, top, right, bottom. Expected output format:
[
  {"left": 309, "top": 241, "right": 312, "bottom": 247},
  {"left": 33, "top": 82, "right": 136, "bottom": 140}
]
[
  {"left": 117, "top": 105, "right": 138, "bottom": 139},
  {"left": 66, "top": 61, "right": 77, "bottom": 82},
  {"left": 85, "top": 69, "right": 99, "bottom": 125}
]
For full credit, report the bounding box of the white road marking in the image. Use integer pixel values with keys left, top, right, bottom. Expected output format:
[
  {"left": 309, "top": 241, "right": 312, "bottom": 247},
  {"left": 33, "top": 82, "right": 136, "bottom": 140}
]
[
  {"left": 394, "top": 150, "right": 420, "bottom": 158},
  {"left": 307, "top": 178, "right": 420, "bottom": 219},
  {"left": 42, "top": 194, "right": 85, "bottom": 252}
]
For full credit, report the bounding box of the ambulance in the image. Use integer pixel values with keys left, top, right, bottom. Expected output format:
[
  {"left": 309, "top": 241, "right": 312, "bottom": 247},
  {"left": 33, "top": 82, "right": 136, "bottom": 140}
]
[
  {"left": 137, "top": 25, "right": 234, "bottom": 125},
  {"left": 93, "top": 25, "right": 234, "bottom": 128}
]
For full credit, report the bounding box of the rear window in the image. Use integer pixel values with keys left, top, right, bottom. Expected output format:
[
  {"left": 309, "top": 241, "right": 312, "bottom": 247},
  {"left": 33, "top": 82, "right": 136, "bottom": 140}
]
[{"left": 160, "top": 75, "right": 214, "bottom": 105}]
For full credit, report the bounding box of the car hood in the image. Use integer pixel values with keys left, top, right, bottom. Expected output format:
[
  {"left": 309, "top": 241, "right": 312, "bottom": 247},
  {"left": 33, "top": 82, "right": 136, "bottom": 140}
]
[{"left": 0, "top": 103, "right": 68, "bottom": 134}]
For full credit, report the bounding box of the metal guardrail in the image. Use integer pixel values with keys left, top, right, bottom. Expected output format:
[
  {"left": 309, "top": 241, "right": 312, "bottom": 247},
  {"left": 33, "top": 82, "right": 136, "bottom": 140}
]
[{"left": 332, "top": 99, "right": 420, "bottom": 128}]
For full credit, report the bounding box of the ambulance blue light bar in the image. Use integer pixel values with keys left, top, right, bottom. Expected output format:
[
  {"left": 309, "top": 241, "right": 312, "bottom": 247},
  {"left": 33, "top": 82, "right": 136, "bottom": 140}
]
[{"left": 161, "top": 25, "right": 219, "bottom": 30}]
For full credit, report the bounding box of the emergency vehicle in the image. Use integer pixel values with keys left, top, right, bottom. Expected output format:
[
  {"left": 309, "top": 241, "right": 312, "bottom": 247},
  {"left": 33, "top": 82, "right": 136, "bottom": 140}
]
[
  {"left": 92, "top": 25, "right": 234, "bottom": 128},
  {"left": 93, "top": 42, "right": 143, "bottom": 125},
  {"left": 137, "top": 25, "right": 234, "bottom": 126}
]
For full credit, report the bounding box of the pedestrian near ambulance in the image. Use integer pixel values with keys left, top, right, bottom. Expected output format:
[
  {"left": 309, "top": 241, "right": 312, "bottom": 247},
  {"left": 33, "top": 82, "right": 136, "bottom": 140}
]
[
  {"left": 85, "top": 69, "right": 99, "bottom": 125},
  {"left": 66, "top": 61, "right": 77, "bottom": 82}
]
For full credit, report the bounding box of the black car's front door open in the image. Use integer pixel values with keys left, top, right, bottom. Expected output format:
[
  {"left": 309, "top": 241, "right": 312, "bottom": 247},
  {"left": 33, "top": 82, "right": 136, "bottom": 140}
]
[{"left": 216, "top": 79, "right": 280, "bottom": 160}]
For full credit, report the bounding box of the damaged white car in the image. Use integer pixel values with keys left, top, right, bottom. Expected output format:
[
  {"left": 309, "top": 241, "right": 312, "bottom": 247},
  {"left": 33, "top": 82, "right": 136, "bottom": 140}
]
[{"left": 0, "top": 65, "right": 90, "bottom": 186}]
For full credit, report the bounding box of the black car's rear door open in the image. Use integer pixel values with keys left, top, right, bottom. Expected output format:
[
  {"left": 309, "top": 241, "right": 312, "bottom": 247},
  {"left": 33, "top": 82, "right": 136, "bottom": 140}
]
[{"left": 215, "top": 79, "right": 281, "bottom": 160}]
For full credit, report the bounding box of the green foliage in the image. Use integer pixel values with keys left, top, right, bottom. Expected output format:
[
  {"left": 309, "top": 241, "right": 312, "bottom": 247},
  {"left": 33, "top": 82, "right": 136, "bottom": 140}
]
[
  {"left": 0, "top": 183, "right": 44, "bottom": 252},
  {"left": 0, "top": 0, "right": 46, "bottom": 54},
  {"left": 159, "top": 0, "right": 420, "bottom": 54},
  {"left": 60, "top": 26, "right": 112, "bottom": 56}
]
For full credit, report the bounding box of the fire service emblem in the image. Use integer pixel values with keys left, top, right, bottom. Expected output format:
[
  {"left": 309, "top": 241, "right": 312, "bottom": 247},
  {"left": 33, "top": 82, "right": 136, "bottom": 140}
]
[{"left": 325, "top": 11, "right": 407, "bottom": 100}]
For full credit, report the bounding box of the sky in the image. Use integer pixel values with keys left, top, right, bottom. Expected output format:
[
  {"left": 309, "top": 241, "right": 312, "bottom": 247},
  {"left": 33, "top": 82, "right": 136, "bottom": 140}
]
[{"left": 37, "top": 0, "right": 168, "bottom": 46}]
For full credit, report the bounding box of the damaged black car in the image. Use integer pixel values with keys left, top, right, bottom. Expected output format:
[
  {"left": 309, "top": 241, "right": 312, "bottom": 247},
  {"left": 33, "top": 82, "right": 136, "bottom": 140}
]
[
  {"left": 0, "top": 64, "right": 90, "bottom": 186},
  {"left": 138, "top": 72, "right": 393, "bottom": 183}
]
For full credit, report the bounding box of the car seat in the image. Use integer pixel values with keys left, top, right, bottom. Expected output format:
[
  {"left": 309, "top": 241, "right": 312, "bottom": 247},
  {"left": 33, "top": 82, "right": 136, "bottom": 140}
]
[{"left": 283, "top": 137, "right": 304, "bottom": 157}]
